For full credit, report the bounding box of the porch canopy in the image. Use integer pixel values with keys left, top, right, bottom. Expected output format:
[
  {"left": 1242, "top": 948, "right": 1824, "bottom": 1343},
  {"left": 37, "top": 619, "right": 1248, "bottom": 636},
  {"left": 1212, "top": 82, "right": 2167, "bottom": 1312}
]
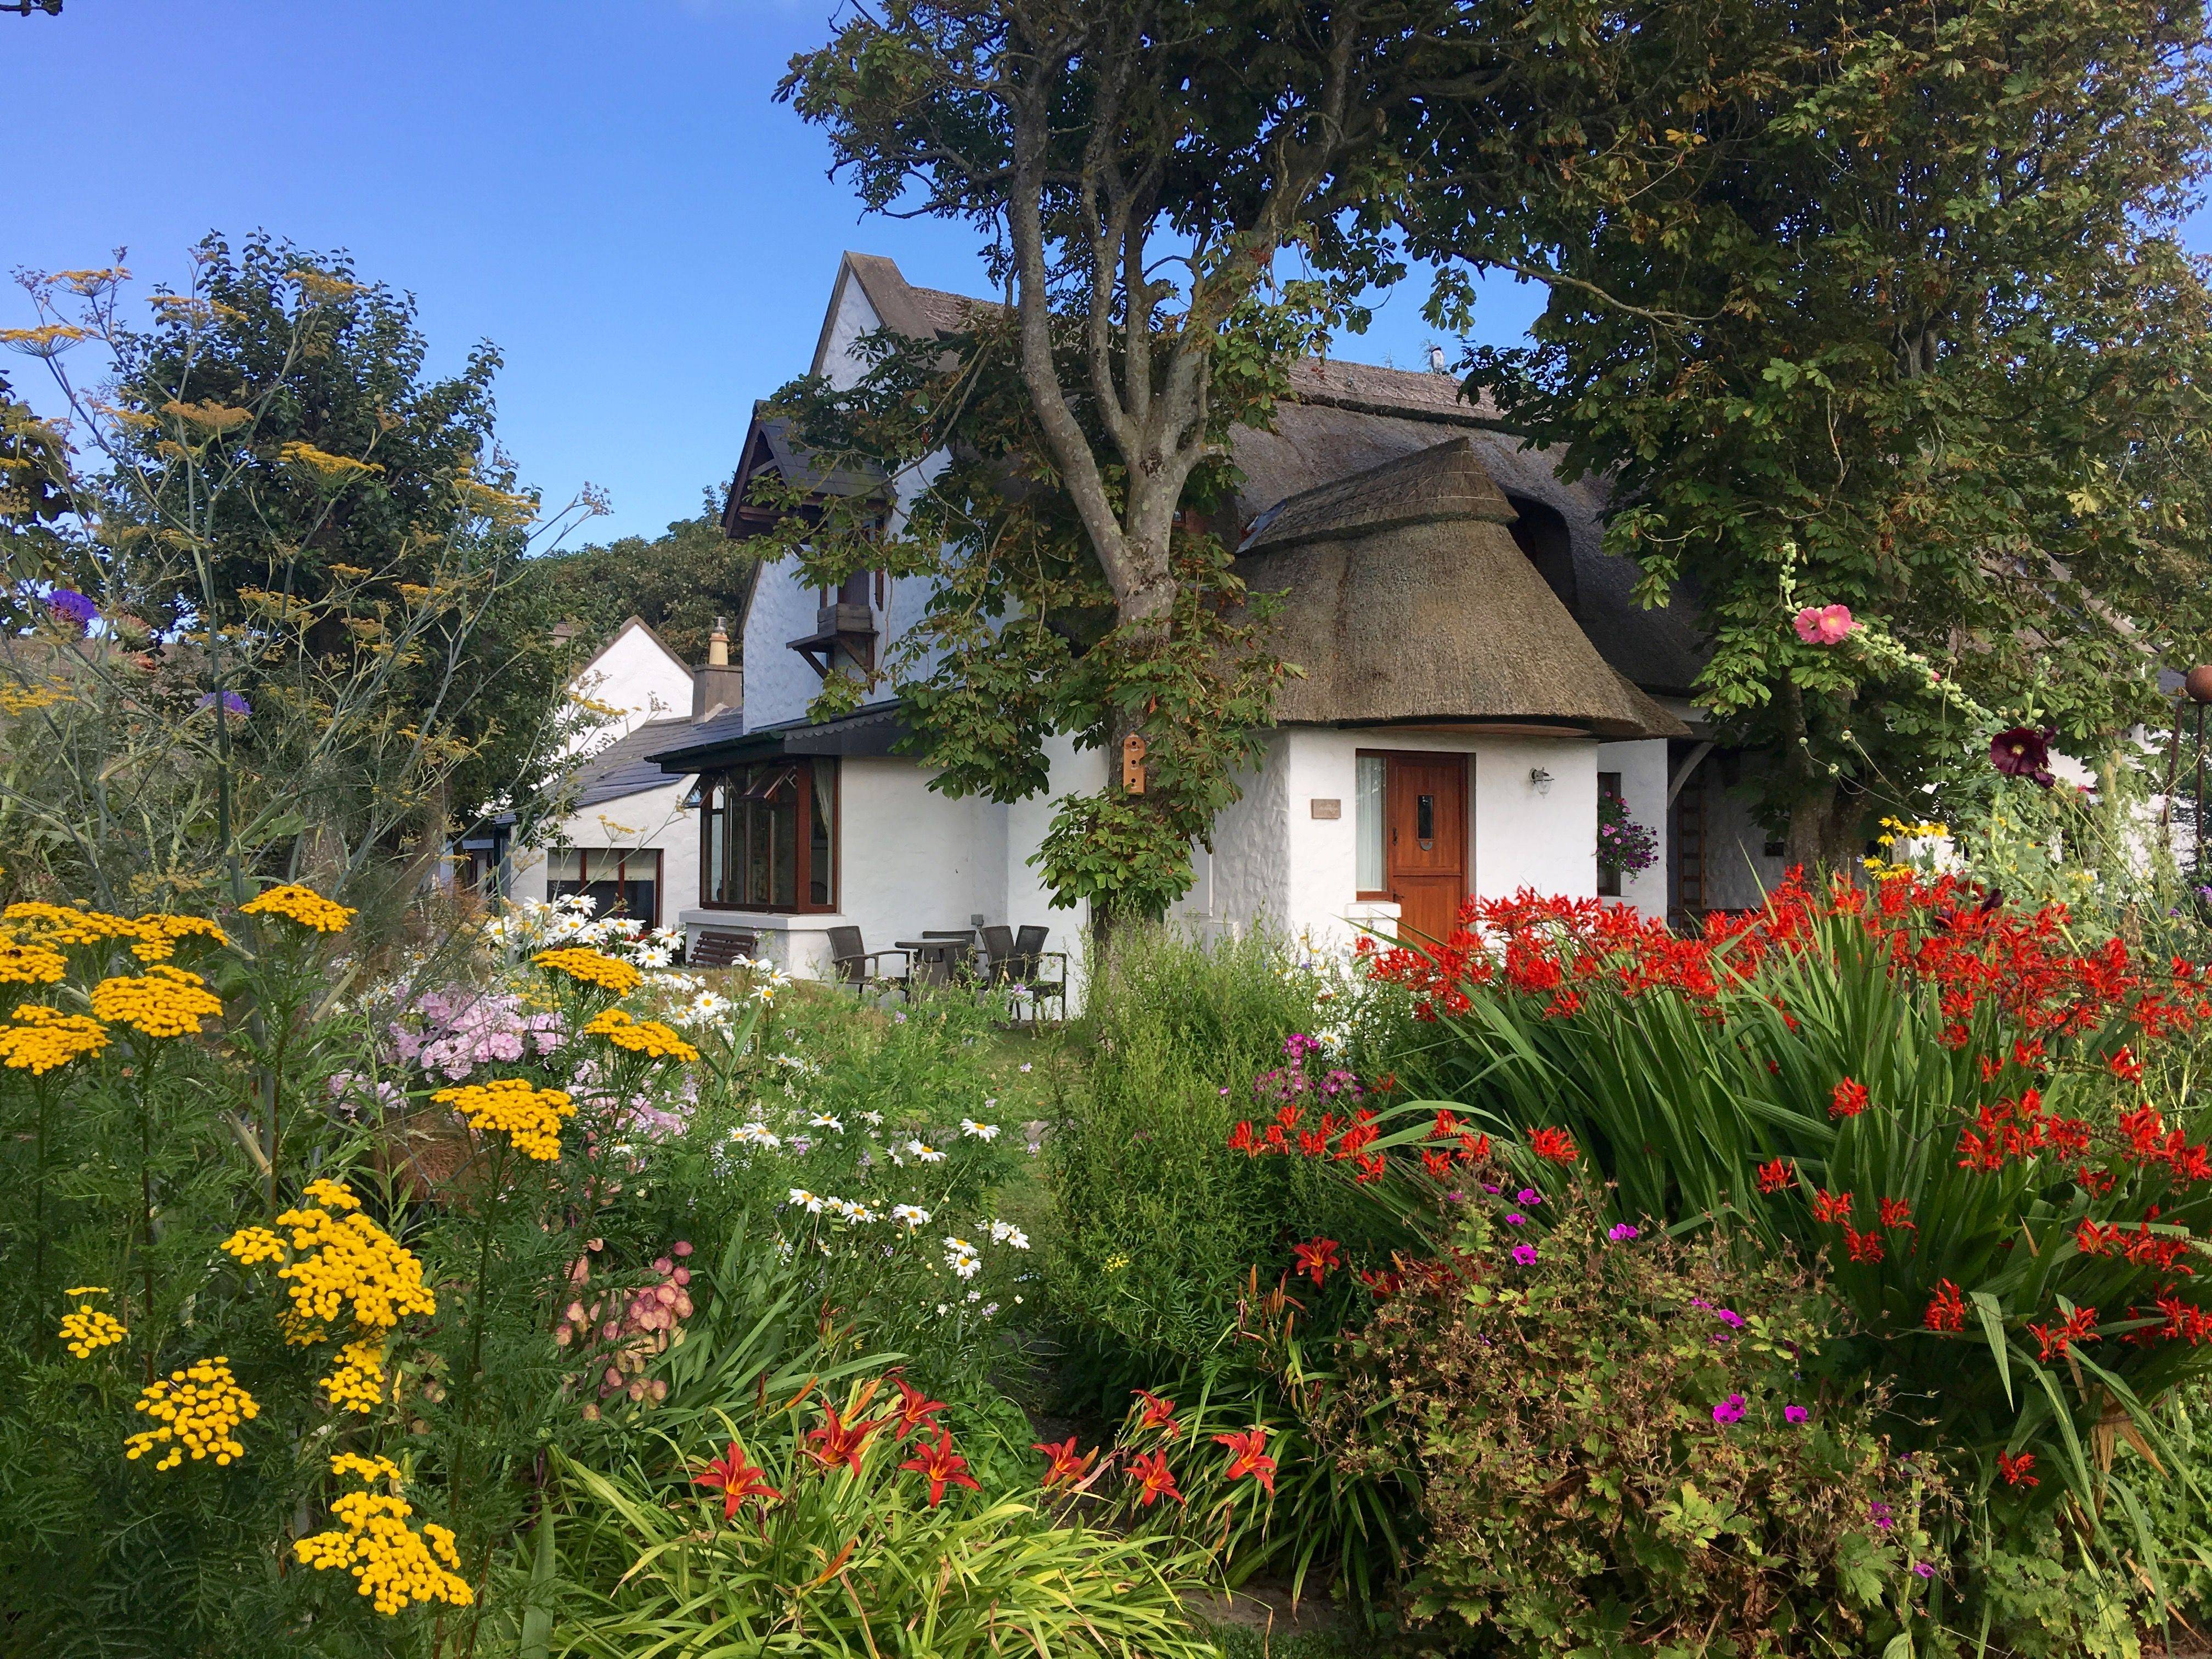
[{"left": 645, "top": 701, "right": 912, "bottom": 777}]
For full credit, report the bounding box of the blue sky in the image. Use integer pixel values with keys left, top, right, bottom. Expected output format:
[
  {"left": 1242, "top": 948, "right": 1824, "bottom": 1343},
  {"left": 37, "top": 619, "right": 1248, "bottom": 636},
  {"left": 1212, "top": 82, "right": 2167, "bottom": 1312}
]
[{"left": 4, "top": 0, "right": 1534, "bottom": 546}]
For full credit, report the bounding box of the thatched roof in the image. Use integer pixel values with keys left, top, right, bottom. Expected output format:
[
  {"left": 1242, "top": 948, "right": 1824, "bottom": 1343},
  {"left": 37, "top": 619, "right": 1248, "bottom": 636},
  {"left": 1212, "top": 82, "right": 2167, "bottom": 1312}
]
[
  {"left": 1226, "top": 379, "right": 1706, "bottom": 698},
  {"left": 1237, "top": 438, "right": 1688, "bottom": 741}
]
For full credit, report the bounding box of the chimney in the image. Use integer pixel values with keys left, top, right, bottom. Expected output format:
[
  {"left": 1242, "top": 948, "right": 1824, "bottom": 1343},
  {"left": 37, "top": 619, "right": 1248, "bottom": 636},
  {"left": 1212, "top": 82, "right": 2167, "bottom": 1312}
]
[{"left": 692, "top": 616, "right": 743, "bottom": 720}]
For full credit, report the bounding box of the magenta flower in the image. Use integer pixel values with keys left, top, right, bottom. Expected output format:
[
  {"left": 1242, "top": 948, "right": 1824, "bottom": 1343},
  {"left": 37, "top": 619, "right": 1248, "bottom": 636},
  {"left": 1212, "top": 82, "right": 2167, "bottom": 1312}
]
[
  {"left": 1912, "top": 1562, "right": 1935, "bottom": 1579},
  {"left": 1510, "top": 1243, "right": 1539, "bottom": 1266},
  {"left": 1869, "top": 1500, "right": 1895, "bottom": 1531},
  {"left": 1784, "top": 1404, "right": 1809, "bottom": 1424},
  {"left": 1712, "top": 1393, "right": 1746, "bottom": 1425},
  {"left": 1505, "top": 1211, "right": 1528, "bottom": 1226},
  {"left": 1792, "top": 603, "right": 1856, "bottom": 645},
  {"left": 1606, "top": 1223, "right": 1640, "bottom": 1242}
]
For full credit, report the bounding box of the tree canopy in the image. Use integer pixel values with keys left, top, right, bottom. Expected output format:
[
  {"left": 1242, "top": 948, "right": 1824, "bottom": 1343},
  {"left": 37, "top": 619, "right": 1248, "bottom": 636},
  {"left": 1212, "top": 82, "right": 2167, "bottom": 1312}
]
[
  {"left": 528, "top": 489, "right": 758, "bottom": 667},
  {"left": 1401, "top": 0, "right": 2212, "bottom": 856}
]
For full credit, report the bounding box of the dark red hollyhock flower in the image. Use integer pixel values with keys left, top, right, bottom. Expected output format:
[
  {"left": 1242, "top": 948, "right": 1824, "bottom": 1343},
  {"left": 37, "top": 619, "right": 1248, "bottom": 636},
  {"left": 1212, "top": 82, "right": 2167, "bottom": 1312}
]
[{"left": 1990, "top": 726, "right": 2057, "bottom": 787}]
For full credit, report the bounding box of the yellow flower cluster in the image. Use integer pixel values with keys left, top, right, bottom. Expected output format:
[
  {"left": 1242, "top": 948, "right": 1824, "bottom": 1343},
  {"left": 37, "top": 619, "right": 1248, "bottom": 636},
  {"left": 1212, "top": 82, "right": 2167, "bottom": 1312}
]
[
  {"left": 1861, "top": 817, "right": 1953, "bottom": 883},
  {"left": 532, "top": 947, "right": 642, "bottom": 996},
  {"left": 321, "top": 1336, "right": 389, "bottom": 1414},
  {"left": 0, "top": 1005, "right": 109, "bottom": 1073},
  {"left": 294, "top": 1455, "right": 473, "bottom": 1615},
  {"left": 89, "top": 966, "right": 223, "bottom": 1038},
  {"left": 59, "top": 1286, "right": 127, "bottom": 1358},
  {"left": 432, "top": 1077, "right": 576, "bottom": 1161},
  {"left": 124, "top": 1357, "right": 259, "bottom": 1471},
  {"left": 223, "top": 1179, "right": 436, "bottom": 1340},
  {"left": 582, "top": 1007, "right": 699, "bottom": 1063},
  {"left": 123, "top": 913, "right": 231, "bottom": 963},
  {"left": 240, "top": 883, "right": 356, "bottom": 933},
  {"left": 2, "top": 901, "right": 230, "bottom": 963},
  {"left": 0, "top": 939, "right": 66, "bottom": 985}
]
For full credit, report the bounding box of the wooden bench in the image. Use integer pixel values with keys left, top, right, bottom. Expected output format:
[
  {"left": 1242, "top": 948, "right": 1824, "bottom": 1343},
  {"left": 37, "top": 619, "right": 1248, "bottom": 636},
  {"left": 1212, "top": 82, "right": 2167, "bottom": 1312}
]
[{"left": 685, "top": 928, "right": 758, "bottom": 968}]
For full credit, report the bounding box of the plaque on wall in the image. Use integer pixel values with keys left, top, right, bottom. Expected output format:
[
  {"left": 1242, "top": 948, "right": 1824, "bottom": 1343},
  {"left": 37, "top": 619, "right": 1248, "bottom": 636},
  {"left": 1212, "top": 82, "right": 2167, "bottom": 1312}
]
[{"left": 1310, "top": 798, "right": 1342, "bottom": 820}]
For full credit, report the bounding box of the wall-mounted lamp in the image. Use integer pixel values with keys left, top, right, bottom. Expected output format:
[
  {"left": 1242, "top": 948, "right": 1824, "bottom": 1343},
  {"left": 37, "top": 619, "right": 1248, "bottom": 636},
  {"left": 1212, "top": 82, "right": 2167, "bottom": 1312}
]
[{"left": 1528, "top": 767, "right": 1554, "bottom": 795}]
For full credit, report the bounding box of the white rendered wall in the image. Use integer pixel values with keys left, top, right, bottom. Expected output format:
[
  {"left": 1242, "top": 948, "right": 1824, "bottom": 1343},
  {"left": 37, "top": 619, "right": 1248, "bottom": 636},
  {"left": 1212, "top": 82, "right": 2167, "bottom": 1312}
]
[
  {"left": 568, "top": 622, "right": 694, "bottom": 755},
  {"left": 507, "top": 776, "right": 701, "bottom": 924},
  {"left": 1595, "top": 737, "right": 1670, "bottom": 921},
  {"left": 1197, "top": 727, "right": 1604, "bottom": 951}
]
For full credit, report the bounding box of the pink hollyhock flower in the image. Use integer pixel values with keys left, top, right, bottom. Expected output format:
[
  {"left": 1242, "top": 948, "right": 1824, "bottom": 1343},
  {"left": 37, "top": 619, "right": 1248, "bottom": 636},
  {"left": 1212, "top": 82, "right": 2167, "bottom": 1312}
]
[{"left": 1791, "top": 603, "right": 1857, "bottom": 645}]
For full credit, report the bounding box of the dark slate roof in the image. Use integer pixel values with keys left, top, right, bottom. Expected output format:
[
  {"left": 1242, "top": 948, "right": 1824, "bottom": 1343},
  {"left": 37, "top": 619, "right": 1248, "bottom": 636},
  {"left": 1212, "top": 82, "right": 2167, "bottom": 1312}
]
[
  {"left": 647, "top": 702, "right": 911, "bottom": 774},
  {"left": 574, "top": 718, "right": 697, "bottom": 808}
]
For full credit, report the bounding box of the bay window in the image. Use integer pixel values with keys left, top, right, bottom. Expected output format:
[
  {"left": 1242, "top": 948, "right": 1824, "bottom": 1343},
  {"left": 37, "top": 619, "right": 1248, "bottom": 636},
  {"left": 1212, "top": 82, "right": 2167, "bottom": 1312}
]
[{"left": 698, "top": 758, "right": 838, "bottom": 912}]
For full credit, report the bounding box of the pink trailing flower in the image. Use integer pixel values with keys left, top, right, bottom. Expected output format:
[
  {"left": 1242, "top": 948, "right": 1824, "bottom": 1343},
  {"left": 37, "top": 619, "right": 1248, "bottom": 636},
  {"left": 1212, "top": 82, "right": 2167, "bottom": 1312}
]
[{"left": 1791, "top": 603, "right": 1857, "bottom": 645}]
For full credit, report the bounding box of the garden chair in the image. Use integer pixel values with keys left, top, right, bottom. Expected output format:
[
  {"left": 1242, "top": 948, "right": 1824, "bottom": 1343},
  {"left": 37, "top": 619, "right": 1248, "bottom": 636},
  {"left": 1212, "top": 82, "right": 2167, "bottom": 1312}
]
[
  {"left": 826, "top": 926, "right": 909, "bottom": 997},
  {"left": 1006, "top": 924, "right": 1068, "bottom": 1023}
]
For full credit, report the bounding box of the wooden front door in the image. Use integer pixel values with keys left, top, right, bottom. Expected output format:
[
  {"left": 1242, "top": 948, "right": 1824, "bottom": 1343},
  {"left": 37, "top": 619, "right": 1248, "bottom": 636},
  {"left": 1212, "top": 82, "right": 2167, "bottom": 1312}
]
[{"left": 1385, "top": 753, "right": 1468, "bottom": 945}]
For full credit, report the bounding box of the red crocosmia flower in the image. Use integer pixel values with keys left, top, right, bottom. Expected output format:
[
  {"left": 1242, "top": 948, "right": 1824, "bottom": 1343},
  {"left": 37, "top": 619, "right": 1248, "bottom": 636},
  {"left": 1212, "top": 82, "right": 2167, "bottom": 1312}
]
[
  {"left": 1925, "top": 1279, "right": 1967, "bottom": 1332},
  {"left": 1228, "top": 1121, "right": 1256, "bottom": 1155},
  {"left": 1133, "top": 1388, "right": 1181, "bottom": 1439},
  {"left": 805, "top": 1404, "right": 881, "bottom": 1476},
  {"left": 1213, "top": 1426, "right": 1278, "bottom": 1497},
  {"left": 899, "top": 1427, "right": 981, "bottom": 1507},
  {"left": 1291, "top": 1237, "right": 1342, "bottom": 1288},
  {"left": 1421, "top": 1149, "right": 1454, "bottom": 1179},
  {"left": 1127, "top": 1448, "right": 1184, "bottom": 1507},
  {"left": 1755, "top": 1157, "right": 1795, "bottom": 1195},
  {"left": 1812, "top": 1188, "right": 1854, "bottom": 1224},
  {"left": 1354, "top": 1152, "right": 1387, "bottom": 1183},
  {"left": 2028, "top": 1305, "right": 2100, "bottom": 1361},
  {"left": 695, "top": 1439, "right": 782, "bottom": 1519},
  {"left": 1428, "top": 1108, "right": 1461, "bottom": 1140},
  {"left": 2109, "top": 1046, "right": 2145, "bottom": 1084},
  {"left": 1456, "top": 1131, "right": 1491, "bottom": 1165},
  {"left": 2075, "top": 1218, "right": 2121, "bottom": 1256},
  {"left": 1830, "top": 1078, "right": 1870, "bottom": 1119},
  {"left": 889, "top": 1376, "right": 947, "bottom": 1442},
  {"left": 1034, "top": 1436, "right": 1098, "bottom": 1489},
  {"left": 1843, "top": 1224, "right": 1886, "bottom": 1263},
  {"left": 1989, "top": 726, "right": 2057, "bottom": 788},
  {"left": 1997, "top": 1451, "right": 2039, "bottom": 1487},
  {"left": 1878, "top": 1197, "right": 1916, "bottom": 1232},
  {"left": 1530, "top": 1127, "right": 1578, "bottom": 1164}
]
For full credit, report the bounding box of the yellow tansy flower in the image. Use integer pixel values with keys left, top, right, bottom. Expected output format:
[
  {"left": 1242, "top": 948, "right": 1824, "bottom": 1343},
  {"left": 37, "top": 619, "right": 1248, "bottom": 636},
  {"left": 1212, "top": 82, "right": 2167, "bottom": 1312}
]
[
  {"left": 432, "top": 1077, "right": 576, "bottom": 1161},
  {"left": 222, "top": 1181, "right": 435, "bottom": 1337},
  {"left": 0, "top": 939, "right": 67, "bottom": 985},
  {"left": 531, "top": 947, "right": 642, "bottom": 996},
  {"left": 427, "top": 1079, "right": 575, "bottom": 1159},
  {"left": 581, "top": 1007, "right": 699, "bottom": 1063},
  {"left": 294, "top": 1462, "right": 473, "bottom": 1615},
  {"left": 240, "top": 883, "right": 357, "bottom": 933},
  {"left": 320, "top": 1336, "right": 390, "bottom": 1414},
  {"left": 2, "top": 902, "right": 136, "bottom": 947},
  {"left": 123, "top": 913, "right": 230, "bottom": 963},
  {"left": 90, "top": 965, "right": 223, "bottom": 1037},
  {"left": 125, "top": 1357, "right": 258, "bottom": 1471},
  {"left": 0, "top": 1005, "right": 109, "bottom": 1073},
  {"left": 59, "top": 1287, "right": 127, "bottom": 1358}
]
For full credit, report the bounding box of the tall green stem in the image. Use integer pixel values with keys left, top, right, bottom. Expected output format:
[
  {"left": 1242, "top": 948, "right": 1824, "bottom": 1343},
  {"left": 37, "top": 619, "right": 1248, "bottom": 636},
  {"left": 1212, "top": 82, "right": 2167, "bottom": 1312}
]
[{"left": 135, "top": 1054, "right": 157, "bottom": 1384}]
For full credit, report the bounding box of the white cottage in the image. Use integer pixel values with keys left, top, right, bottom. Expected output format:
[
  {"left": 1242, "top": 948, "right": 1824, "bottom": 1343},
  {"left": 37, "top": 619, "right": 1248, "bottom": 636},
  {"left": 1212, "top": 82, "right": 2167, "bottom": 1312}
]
[
  {"left": 649, "top": 252, "right": 1782, "bottom": 984},
  {"left": 499, "top": 616, "right": 744, "bottom": 930}
]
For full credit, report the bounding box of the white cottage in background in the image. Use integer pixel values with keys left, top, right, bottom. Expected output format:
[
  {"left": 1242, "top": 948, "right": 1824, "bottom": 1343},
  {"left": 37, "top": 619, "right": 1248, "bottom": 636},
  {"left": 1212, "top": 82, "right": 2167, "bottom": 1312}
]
[
  {"left": 501, "top": 616, "right": 743, "bottom": 930},
  {"left": 649, "top": 252, "right": 1782, "bottom": 985}
]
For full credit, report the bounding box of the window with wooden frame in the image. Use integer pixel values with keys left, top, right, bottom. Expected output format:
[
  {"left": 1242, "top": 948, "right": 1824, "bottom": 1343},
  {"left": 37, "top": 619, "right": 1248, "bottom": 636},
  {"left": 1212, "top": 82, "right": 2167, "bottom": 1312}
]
[
  {"left": 698, "top": 758, "right": 838, "bottom": 912},
  {"left": 548, "top": 849, "right": 663, "bottom": 927}
]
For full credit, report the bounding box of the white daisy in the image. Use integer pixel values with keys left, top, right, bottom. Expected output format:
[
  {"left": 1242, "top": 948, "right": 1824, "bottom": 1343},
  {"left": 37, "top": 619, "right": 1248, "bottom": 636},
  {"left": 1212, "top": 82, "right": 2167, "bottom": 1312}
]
[
  {"left": 907, "top": 1139, "right": 945, "bottom": 1164},
  {"left": 789, "top": 1188, "right": 825, "bottom": 1214},
  {"left": 988, "top": 1220, "right": 1031, "bottom": 1251},
  {"left": 960, "top": 1119, "right": 1001, "bottom": 1142},
  {"left": 891, "top": 1204, "right": 931, "bottom": 1229},
  {"left": 809, "top": 1113, "right": 845, "bottom": 1132}
]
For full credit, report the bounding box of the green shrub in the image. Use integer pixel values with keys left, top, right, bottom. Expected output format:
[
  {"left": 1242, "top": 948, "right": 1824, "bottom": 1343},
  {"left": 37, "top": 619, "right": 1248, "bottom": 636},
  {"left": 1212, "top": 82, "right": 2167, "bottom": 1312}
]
[{"left": 1331, "top": 1177, "right": 1949, "bottom": 1658}]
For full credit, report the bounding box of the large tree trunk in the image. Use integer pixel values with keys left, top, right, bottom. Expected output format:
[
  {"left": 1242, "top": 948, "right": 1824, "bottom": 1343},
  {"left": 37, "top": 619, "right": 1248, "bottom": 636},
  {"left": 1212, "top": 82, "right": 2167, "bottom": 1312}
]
[{"left": 1782, "top": 782, "right": 1864, "bottom": 873}]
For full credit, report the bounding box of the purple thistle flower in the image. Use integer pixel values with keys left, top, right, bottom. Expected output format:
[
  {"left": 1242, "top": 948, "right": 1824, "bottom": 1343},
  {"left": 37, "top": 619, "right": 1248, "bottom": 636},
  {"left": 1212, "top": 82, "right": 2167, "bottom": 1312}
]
[
  {"left": 1785, "top": 1404, "right": 1809, "bottom": 1424},
  {"left": 1606, "top": 1223, "right": 1640, "bottom": 1242},
  {"left": 1510, "top": 1243, "right": 1539, "bottom": 1266},
  {"left": 1712, "top": 1393, "right": 1746, "bottom": 1425},
  {"left": 45, "top": 589, "right": 97, "bottom": 632}
]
